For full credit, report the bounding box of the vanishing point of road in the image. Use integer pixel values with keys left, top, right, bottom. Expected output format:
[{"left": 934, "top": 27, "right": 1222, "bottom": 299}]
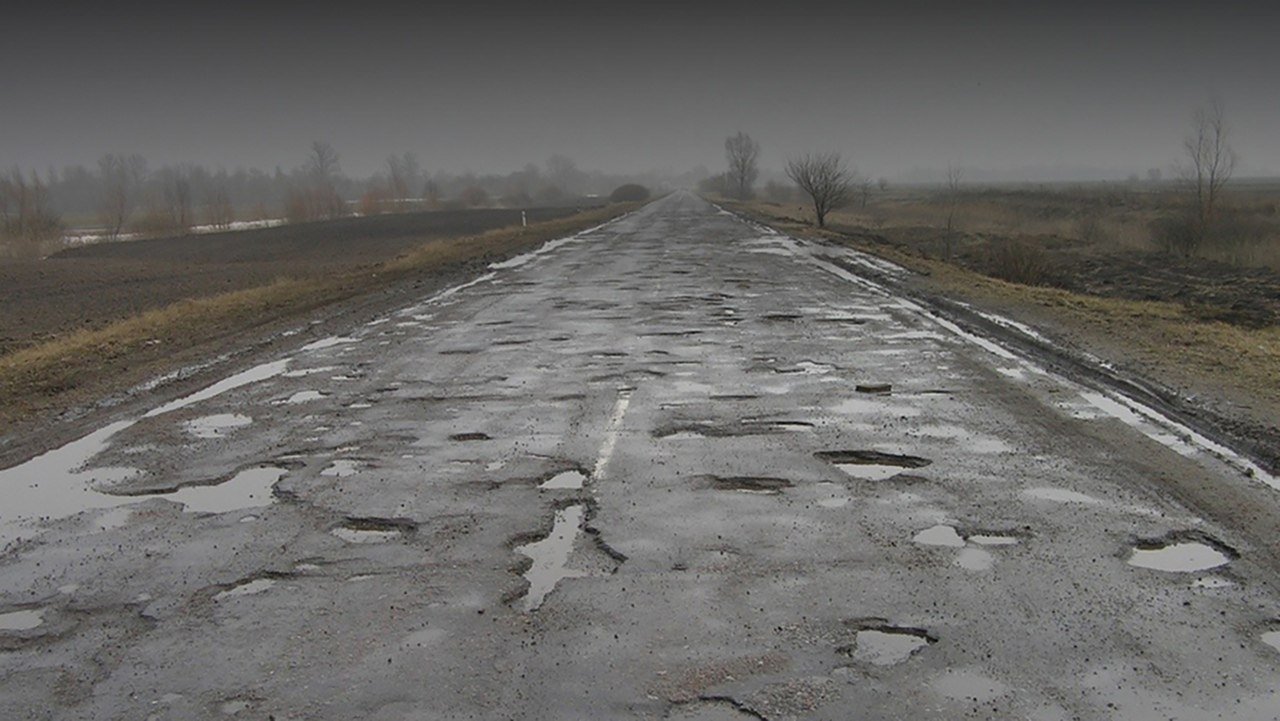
[{"left": 2, "top": 192, "right": 1279, "bottom": 720}]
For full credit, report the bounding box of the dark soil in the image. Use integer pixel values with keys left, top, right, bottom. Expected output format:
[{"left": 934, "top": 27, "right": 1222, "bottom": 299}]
[
  {"left": 0, "top": 207, "right": 579, "bottom": 354},
  {"left": 833, "top": 223, "right": 1280, "bottom": 329}
]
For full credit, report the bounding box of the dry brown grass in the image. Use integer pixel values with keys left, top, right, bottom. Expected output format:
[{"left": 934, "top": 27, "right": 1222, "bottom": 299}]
[{"left": 0, "top": 203, "right": 636, "bottom": 426}]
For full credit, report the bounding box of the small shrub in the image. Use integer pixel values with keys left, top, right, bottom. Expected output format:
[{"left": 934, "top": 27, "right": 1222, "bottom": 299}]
[
  {"left": 985, "top": 237, "right": 1052, "bottom": 286},
  {"left": 609, "top": 184, "right": 650, "bottom": 203},
  {"left": 1149, "top": 213, "right": 1200, "bottom": 257}
]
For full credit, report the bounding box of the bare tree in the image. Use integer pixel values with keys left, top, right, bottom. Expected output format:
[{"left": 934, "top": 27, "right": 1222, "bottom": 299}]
[
  {"left": 160, "top": 166, "right": 194, "bottom": 233},
  {"left": 1177, "top": 98, "right": 1237, "bottom": 253},
  {"left": 0, "top": 169, "right": 61, "bottom": 250},
  {"left": 97, "top": 153, "right": 147, "bottom": 239},
  {"left": 785, "top": 153, "right": 852, "bottom": 228},
  {"left": 386, "top": 152, "right": 420, "bottom": 201},
  {"left": 299, "top": 141, "right": 345, "bottom": 220},
  {"left": 204, "top": 178, "right": 234, "bottom": 230},
  {"left": 307, "top": 141, "right": 341, "bottom": 180},
  {"left": 858, "top": 177, "right": 873, "bottom": 208},
  {"left": 944, "top": 163, "right": 964, "bottom": 261},
  {"left": 724, "top": 131, "right": 760, "bottom": 200}
]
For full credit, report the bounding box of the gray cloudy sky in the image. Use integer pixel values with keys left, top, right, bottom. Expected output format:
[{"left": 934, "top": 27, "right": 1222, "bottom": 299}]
[{"left": 4, "top": 0, "right": 1278, "bottom": 181}]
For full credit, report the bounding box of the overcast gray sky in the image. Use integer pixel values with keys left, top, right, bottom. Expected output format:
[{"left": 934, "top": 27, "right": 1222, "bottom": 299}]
[{"left": 4, "top": 0, "right": 1278, "bottom": 181}]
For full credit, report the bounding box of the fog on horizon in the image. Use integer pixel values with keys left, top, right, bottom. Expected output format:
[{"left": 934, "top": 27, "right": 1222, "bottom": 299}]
[{"left": 4, "top": 0, "right": 1279, "bottom": 182}]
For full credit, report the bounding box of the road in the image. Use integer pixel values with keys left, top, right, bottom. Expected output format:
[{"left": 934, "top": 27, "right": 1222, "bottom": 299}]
[{"left": 2, "top": 192, "right": 1279, "bottom": 720}]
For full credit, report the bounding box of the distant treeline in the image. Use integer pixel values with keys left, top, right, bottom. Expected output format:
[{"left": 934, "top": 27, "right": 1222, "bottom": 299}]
[{"left": 0, "top": 142, "right": 684, "bottom": 247}]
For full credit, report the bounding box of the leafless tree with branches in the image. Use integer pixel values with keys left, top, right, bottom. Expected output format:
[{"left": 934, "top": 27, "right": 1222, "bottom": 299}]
[
  {"left": 724, "top": 132, "right": 760, "bottom": 200},
  {"left": 97, "top": 153, "right": 147, "bottom": 239},
  {"left": 785, "top": 152, "right": 852, "bottom": 228},
  {"left": 944, "top": 163, "right": 964, "bottom": 261},
  {"left": 1177, "top": 98, "right": 1237, "bottom": 252}
]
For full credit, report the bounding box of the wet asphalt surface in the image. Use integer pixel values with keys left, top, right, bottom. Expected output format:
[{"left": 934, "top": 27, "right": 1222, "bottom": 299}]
[{"left": 2, "top": 192, "right": 1280, "bottom": 720}]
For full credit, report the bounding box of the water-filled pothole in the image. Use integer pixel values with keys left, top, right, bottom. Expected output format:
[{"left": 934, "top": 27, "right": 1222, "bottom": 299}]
[
  {"left": 184, "top": 414, "right": 252, "bottom": 439},
  {"left": 856, "top": 383, "right": 893, "bottom": 395},
  {"left": 838, "top": 623, "right": 935, "bottom": 666},
  {"left": 913, "top": 524, "right": 965, "bottom": 547},
  {"left": 164, "top": 466, "right": 287, "bottom": 514},
  {"left": 331, "top": 517, "right": 415, "bottom": 544},
  {"left": 0, "top": 609, "right": 44, "bottom": 631},
  {"left": 1127, "top": 532, "right": 1236, "bottom": 572},
  {"left": 515, "top": 504, "right": 586, "bottom": 612},
  {"left": 816, "top": 450, "right": 932, "bottom": 481},
  {"left": 279, "top": 390, "right": 327, "bottom": 405},
  {"left": 539, "top": 469, "right": 588, "bottom": 490},
  {"left": 705, "top": 476, "right": 793, "bottom": 494}
]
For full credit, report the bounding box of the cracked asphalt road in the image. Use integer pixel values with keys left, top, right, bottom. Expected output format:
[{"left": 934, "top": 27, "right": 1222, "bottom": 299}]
[{"left": 3, "top": 192, "right": 1280, "bottom": 720}]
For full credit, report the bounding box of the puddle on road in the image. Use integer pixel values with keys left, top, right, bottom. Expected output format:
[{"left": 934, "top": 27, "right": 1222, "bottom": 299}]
[
  {"left": 279, "top": 390, "right": 327, "bottom": 404},
  {"left": 1128, "top": 539, "right": 1234, "bottom": 573},
  {"left": 167, "top": 466, "right": 287, "bottom": 514},
  {"left": 1022, "top": 487, "right": 1101, "bottom": 505},
  {"left": 539, "top": 470, "right": 588, "bottom": 490},
  {"left": 0, "top": 609, "right": 44, "bottom": 631},
  {"left": 516, "top": 504, "right": 587, "bottom": 612},
  {"left": 282, "top": 366, "right": 337, "bottom": 378},
  {"left": 817, "top": 450, "right": 932, "bottom": 481},
  {"left": 300, "top": 336, "right": 358, "bottom": 352},
  {"left": 214, "top": 578, "right": 276, "bottom": 601},
  {"left": 184, "top": 414, "right": 252, "bottom": 439},
  {"left": 913, "top": 524, "right": 965, "bottom": 548},
  {"left": 774, "top": 361, "right": 835, "bottom": 375},
  {"left": 841, "top": 626, "right": 934, "bottom": 666},
  {"left": 1262, "top": 631, "right": 1280, "bottom": 654}
]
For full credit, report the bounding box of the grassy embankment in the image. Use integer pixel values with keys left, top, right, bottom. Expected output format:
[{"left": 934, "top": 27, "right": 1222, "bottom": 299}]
[{"left": 0, "top": 204, "right": 636, "bottom": 428}]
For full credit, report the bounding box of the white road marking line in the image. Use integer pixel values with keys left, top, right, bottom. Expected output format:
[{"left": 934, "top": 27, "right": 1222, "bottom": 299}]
[{"left": 592, "top": 390, "right": 633, "bottom": 480}]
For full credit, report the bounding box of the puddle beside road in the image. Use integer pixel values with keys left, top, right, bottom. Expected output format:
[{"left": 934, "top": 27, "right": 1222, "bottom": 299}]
[
  {"left": 1128, "top": 535, "right": 1235, "bottom": 573},
  {"left": 516, "top": 504, "right": 587, "bottom": 612},
  {"left": 0, "top": 609, "right": 44, "bottom": 631},
  {"left": 539, "top": 470, "right": 588, "bottom": 490},
  {"left": 184, "top": 414, "right": 252, "bottom": 439}
]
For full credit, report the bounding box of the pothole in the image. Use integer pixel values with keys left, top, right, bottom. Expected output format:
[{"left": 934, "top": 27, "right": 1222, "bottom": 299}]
[
  {"left": 184, "top": 414, "right": 252, "bottom": 439},
  {"left": 837, "top": 622, "right": 935, "bottom": 666},
  {"left": 816, "top": 450, "right": 932, "bottom": 481},
  {"left": 214, "top": 578, "right": 277, "bottom": 601},
  {"left": 1127, "top": 531, "right": 1236, "bottom": 573},
  {"left": 331, "top": 517, "right": 415, "bottom": 544},
  {"left": 278, "top": 390, "right": 327, "bottom": 405},
  {"left": 320, "top": 459, "right": 362, "bottom": 477},
  {"left": 761, "top": 313, "right": 802, "bottom": 322},
  {"left": 450, "top": 432, "right": 491, "bottom": 442},
  {"left": 704, "top": 476, "right": 793, "bottom": 494},
  {"left": 855, "top": 383, "right": 892, "bottom": 395},
  {"left": 163, "top": 466, "right": 287, "bottom": 514},
  {"left": 773, "top": 361, "right": 835, "bottom": 375},
  {"left": 913, "top": 524, "right": 965, "bottom": 548},
  {"left": 515, "top": 504, "right": 586, "bottom": 612},
  {"left": 539, "top": 469, "right": 588, "bottom": 490},
  {"left": 0, "top": 609, "right": 44, "bottom": 632}
]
